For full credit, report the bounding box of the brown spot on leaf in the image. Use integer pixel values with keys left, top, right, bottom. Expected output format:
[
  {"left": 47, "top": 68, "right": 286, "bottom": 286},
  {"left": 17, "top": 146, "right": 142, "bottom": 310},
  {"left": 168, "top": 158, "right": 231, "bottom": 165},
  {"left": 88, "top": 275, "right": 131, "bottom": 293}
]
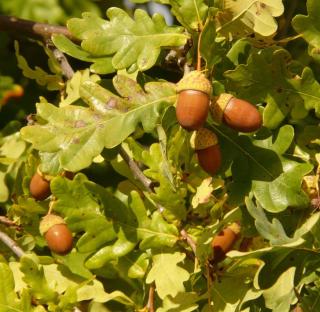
[
  {"left": 74, "top": 120, "right": 87, "bottom": 128},
  {"left": 72, "top": 137, "right": 80, "bottom": 144},
  {"left": 93, "top": 114, "right": 101, "bottom": 121},
  {"left": 105, "top": 98, "right": 118, "bottom": 110}
]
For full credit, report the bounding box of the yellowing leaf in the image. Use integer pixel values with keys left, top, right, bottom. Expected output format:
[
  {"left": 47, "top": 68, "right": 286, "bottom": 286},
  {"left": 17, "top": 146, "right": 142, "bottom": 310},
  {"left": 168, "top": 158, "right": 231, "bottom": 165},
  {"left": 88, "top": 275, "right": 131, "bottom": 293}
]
[
  {"left": 146, "top": 252, "right": 189, "bottom": 299},
  {"left": 219, "top": 0, "right": 284, "bottom": 37},
  {"left": 191, "top": 177, "right": 214, "bottom": 208}
]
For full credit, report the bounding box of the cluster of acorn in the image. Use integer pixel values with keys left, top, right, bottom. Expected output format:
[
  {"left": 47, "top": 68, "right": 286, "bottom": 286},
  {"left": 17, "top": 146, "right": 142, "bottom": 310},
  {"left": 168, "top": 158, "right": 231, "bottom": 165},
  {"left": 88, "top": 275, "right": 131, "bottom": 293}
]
[
  {"left": 175, "top": 71, "right": 259, "bottom": 261},
  {"left": 29, "top": 170, "right": 73, "bottom": 255},
  {"left": 175, "top": 70, "right": 262, "bottom": 176}
]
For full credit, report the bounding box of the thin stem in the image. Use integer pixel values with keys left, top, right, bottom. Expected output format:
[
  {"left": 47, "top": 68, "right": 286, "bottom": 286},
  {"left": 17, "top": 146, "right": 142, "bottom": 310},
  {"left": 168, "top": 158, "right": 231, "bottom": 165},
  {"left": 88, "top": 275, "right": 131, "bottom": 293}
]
[
  {"left": 0, "top": 230, "right": 25, "bottom": 258},
  {"left": 205, "top": 261, "right": 213, "bottom": 312},
  {"left": 0, "top": 216, "right": 21, "bottom": 230},
  {"left": 119, "top": 146, "right": 165, "bottom": 213},
  {"left": 147, "top": 284, "right": 155, "bottom": 312},
  {"left": 180, "top": 229, "right": 197, "bottom": 254},
  {"left": 0, "top": 15, "right": 76, "bottom": 41},
  {"left": 196, "top": 29, "right": 203, "bottom": 71},
  {"left": 46, "top": 40, "right": 74, "bottom": 80},
  {"left": 119, "top": 146, "right": 154, "bottom": 192}
]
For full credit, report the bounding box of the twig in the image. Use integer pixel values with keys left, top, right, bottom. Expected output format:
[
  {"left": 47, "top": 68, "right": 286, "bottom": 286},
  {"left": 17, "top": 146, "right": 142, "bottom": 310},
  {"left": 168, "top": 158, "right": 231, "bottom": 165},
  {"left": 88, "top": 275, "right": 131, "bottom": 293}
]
[
  {"left": 119, "top": 146, "right": 154, "bottom": 193},
  {"left": 147, "top": 284, "right": 155, "bottom": 312},
  {"left": 0, "top": 15, "right": 76, "bottom": 41},
  {"left": 46, "top": 40, "right": 74, "bottom": 80},
  {"left": 180, "top": 229, "right": 197, "bottom": 254},
  {"left": 205, "top": 261, "right": 213, "bottom": 312},
  {"left": 0, "top": 216, "right": 22, "bottom": 230},
  {"left": 119, "top": 146, "right": 166, "bottom": 213},
  {"left": 0, "top": 230, "right": 25, "bottom": 258}
]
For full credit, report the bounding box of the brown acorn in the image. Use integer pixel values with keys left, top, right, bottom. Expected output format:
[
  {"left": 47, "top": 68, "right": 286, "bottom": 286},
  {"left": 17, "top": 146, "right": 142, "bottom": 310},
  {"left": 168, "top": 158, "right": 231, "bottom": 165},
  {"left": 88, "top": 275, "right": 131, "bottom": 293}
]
[
  {"left": 40, "top": 214, "right": 73, "bottom": 255},
  {"left": 211, "top": 93, "right": 262, "bottom": 132},
  {"left": 29, "top": 171, "right": 51, "bottom": 201},
  {"left": 211, "top": 222, "right": 241, "bottom": 263},
  {"left": 191, "top": 128, "right": 221, "bottom": 176},
  {"left": 176, "top": 71, "right": 212, "bottom": 131}
]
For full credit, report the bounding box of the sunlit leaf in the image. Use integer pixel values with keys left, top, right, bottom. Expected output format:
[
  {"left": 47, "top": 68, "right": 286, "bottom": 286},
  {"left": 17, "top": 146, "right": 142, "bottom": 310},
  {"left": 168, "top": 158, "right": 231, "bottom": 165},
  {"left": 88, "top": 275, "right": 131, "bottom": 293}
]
[
  {"left": 146, "top": 252, "right": 190, "bottom": 299},
  {"left": 20, "top": 77, "right": 176, "bottom": 172}
]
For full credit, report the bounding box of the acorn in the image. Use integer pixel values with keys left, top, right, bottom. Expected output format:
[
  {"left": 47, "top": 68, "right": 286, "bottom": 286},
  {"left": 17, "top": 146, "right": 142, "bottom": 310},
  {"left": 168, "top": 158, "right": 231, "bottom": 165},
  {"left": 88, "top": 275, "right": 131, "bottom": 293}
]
[
  {"left": 39, "top": 214, "right": 73, "bottom": 255},
  {"left": 211, "top": 93, "right": 262, "bottom": 132},
  {"left": 176, "top": 71, "right": 212, "bottom": 131},
  {"left": 29, "top": 171, "right": 51, "bottom": 201},
  {"left": 211, "top": 222, "right": 241, "bottom": 263},
  {"left": 191, "top": 128, "right": 221, "bottom": 176}
]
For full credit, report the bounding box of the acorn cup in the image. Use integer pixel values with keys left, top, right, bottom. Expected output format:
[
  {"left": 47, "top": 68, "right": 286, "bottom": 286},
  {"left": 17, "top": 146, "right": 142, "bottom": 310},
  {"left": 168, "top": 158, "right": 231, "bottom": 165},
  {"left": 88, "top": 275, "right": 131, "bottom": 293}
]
[
  {"left": 191, "top": 128, "right": 221, "bottom": 176},
  {"left": 211, "top": 93, "right": 262, "bottom": 132},
  {"left": 176, "top": 71, "right": 212, "bottom": 131},
  {"left": 39, "top": 214, "right": 73, "bottom": 255},
  {"left": 211, "top": 222, "right": 241, "bottom": 263}
]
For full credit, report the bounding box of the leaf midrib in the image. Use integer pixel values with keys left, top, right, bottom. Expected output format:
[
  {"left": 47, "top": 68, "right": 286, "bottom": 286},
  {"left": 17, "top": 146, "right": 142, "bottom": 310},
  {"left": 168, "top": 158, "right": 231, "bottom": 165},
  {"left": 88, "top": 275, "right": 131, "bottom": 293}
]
[{"left": 211, "top": 125, "right": 275, "bottom": 179}]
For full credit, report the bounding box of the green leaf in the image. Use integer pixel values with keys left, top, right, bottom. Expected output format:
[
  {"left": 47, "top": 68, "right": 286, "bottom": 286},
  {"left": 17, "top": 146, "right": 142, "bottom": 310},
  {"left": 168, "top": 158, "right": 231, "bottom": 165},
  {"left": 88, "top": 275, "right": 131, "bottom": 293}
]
[
  {"left": 52, "top": 34, "right": 115, "bottom": 74},
  {"left": 59, "top": 69, "right": 100, "bottom": 107},
  {"left": 55, "top": 252, "right": 93, "bottom": 279},
  {"left": 292, "top": 0, "right": 320, "bottom": 49},
  {"left": 157, "top": 292, "right": 199, "bottom": 312},
  {"left": 200, "top": 10, "right": 226, "bottom": 70},
  {"left": 14, "top": 41, "right": 62, "bottom": 91},
  {"left": 50, "top": 174, "right": 117, "bottom": 253},
  {"left": 210, "top": 259, "right": 260, "bottom": 311},
  {"left": 225, "top": 48, "right": 320, "bottom": 128},
  {"left": 217, "top": 0, "right": 284, "bottom": 37},
  {"left": 253, "top": 161, "right": 312, "bottom": 212},
  {"left": 0, "top": 172, "right": 9, "bottom": 203},
  {"left": 169, "top": 0, "right": 208, "bottom": 30},
  {"left": 118, "top": 251, "right": 149, "bottom": 279},
  {"left": 0, "top": 0, "right": 66, "bottom": 24},
  {"left": 262, "top": 267, "right": 296, "bottom": 312},
  {"left": 146, "top": 252, "right": 190, "bottom": 299},
  {"left": 212, "top": 124, "right": 311, "bottom": 211},
  {"left": 138, "top": 142, "right": 187, "bottom": 221},
  {"left": 20, "top": 255, "right": 58, "bottom": 303},
  {"left": 62, "top": 8, "right": 188, "bottom": 71},
  {"left": 20, "top": 76, "right": 176, "bottom": 172},
  {"left": 77, "top": 281, "right": 134, "bottom": 305},
  {"left": 0, "top": 262, "right": 21, "bottom": 311},
  {"left": 129, "top": 191, "right": 179, "bottom": 250}
]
